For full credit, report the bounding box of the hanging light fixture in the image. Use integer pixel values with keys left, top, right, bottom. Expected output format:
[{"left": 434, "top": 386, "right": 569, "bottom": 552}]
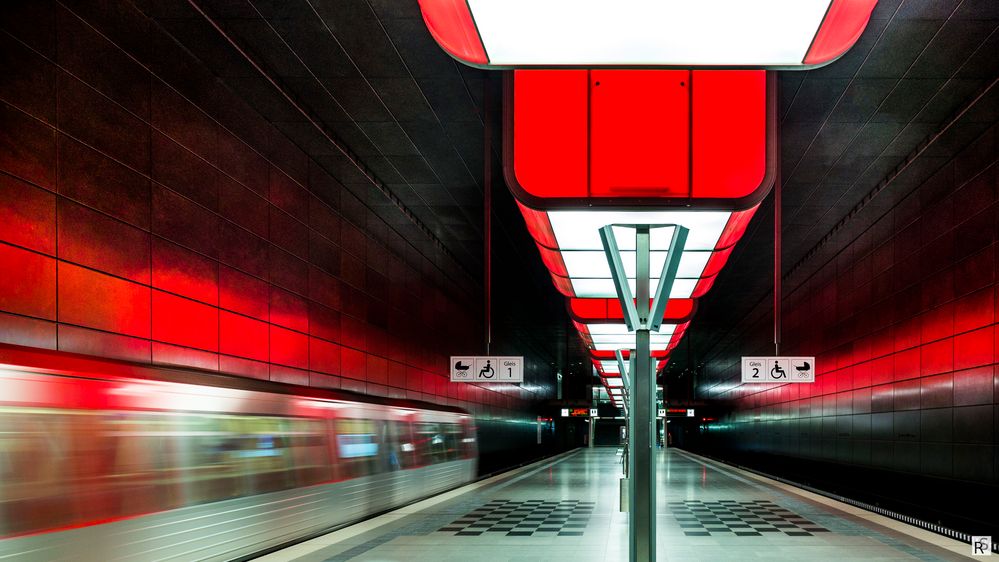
[
  {"left": 509, "top": 70, "right": 773, "bottom": 299},
  {"left": 418, "top": 0, "right": 878, "bottom": 68}
]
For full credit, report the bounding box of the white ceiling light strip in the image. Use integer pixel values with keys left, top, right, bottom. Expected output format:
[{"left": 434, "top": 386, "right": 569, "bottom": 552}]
[{"left": 466, "top": 0, "right": 832, "bottom": 66}]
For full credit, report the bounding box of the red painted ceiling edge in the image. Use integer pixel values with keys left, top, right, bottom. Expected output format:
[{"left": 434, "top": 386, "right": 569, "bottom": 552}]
[
  {"left": 804, "top": 0, "right": 879, "bottom": 66},
  {"left": 416, "top": 0, "right": 488, "bottom": 65},
  {"left": 567, "top": 298, "right": 696, "bottom": 323},
  {"left": 590, "top": 349, "right": 670, "bottom": 361}
]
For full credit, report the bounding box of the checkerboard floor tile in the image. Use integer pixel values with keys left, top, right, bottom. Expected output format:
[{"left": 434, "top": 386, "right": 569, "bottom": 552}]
[
  {"left": 437, "top": 499, "right": 595, "bottom": 537},
  {"left": 668, "top": 500, "right": 830, "bottom": 537}
]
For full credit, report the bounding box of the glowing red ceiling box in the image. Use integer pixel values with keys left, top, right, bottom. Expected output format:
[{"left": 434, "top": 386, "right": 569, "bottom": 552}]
[
  {"left": 568, "top": 298, "right": 695, "bottom": 324},
  {"left": 509, "top": 70, "right": 774, "bottom": 300},
  {"left": 418, "top": 0, "right": 877, "bottom": 69},
  {"left": 571, "top": 298, "right": 695, "bottom": 352}
]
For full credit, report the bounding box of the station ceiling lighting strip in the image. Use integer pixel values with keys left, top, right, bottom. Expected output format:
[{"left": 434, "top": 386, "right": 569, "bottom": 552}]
[
  {"left": 503, "top": 71, "right": 774, "bottom": 401},
  {"left": 508, "top": 70, "right": 771, "bottom": 299},
  {"left": 418, "top": 0, "right": 877, "bottom": 68}
]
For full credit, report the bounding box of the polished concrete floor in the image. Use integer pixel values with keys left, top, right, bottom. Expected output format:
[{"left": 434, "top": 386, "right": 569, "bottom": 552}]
[{"left": 259, "top": 448, "right": 974, "bottom": 561}]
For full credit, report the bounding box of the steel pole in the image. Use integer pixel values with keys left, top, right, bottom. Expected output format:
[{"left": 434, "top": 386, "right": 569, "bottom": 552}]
[{"left": 631, "top": 226, "right": 655, "bottom": 562}]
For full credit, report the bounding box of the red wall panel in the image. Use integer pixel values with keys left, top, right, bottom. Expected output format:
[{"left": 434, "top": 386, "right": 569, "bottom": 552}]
[
  {"left": 58, "top": 200, "right": 150, "bottom": 283},
  {"left": 310, "top": 338, "right": 340, "bottom": 375},
  {"left": 152, "top": 290, "right": 218, "bottom": 352},
  {"left": 0, "top": 102, "right": 56, "bottom": 189},
  {"left": 219, "top": 311, "right": 268, "bottom": 362},
  {"left": 0, "top": 243, "right": 56, "bottom": 319},
  {"left": 57, "top": 136, "right": 151, "bottom": 229},
  {"left": 269, "top": 324, "right": 308, "bottom": 370},
  {"left": 151, "top": 238, "right": 218, "bottom": 306},
  {"left": 57, "top": 262, "right": 150, "bottom": 338},
  {"left": 220, "top": 265, "right": 268, "bottom": 320},
  {"left": 0, "top": 174, "right": 56, "bottom": 253}
]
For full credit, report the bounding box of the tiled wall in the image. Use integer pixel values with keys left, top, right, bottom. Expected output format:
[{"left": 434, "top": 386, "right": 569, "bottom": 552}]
[
  {"left": 0, "top": 1, "right": 549, "bottom": 416},
  {"left": 697, "top": 121, "right": 998, "bottom": 486}
]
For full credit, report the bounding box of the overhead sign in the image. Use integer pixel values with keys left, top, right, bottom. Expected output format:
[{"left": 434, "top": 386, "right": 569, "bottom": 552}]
[
  {"left": 590, "top": 408, "right": 599, "bottom": 417},
  {"left": 657, "top": 408, "right": 666, "bottom": 418},
  {"left": 686, "top": 409, "right": 695, "bottom": 418},
  {"left": 741, "top": 356, "right": 814, "bottom": 383},
  {"left": 450, "top": 356, "right": 524, "bottom": 382}
]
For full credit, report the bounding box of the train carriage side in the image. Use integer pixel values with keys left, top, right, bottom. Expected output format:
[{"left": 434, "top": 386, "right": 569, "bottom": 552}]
[{"left": 0, "top": 359, "right": 477, "bottom": 562}]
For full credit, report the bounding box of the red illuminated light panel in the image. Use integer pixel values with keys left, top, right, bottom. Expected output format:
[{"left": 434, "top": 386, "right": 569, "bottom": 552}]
[
  {"left": 504, "top": 72, "right": 774, "bottom": 396},
  {"left": 508, "top": 70, "right": 774, "bottom": 301},
  {"left": 417, "top": 0, "right": 877, "bottom": 69}
]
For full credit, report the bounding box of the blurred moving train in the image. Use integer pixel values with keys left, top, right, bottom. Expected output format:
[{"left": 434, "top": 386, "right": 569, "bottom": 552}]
[{"left": 0, "top": 348, "right": 480, "bottom": 561}]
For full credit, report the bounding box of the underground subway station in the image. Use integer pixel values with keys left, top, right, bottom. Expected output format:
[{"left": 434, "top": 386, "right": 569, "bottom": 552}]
[{"left": 0, "top": 0, "right": 998, "bottom": 560}]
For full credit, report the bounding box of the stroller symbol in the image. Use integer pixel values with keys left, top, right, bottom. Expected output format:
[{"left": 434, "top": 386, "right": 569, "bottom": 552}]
[
  {"left": 479, "top": 360, "right": 495, "bottom": 378},
  {"left": 770, "top": 361, "right": 787, "bottom": 379}
]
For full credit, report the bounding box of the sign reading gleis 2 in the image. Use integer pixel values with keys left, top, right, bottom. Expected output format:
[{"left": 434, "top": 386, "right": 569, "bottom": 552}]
[
  {"left": 742, "top": 357, "right": 815, "bottom": 383},
  {"left": 450, "top": 356, "right": 524, "bottom": 383}
]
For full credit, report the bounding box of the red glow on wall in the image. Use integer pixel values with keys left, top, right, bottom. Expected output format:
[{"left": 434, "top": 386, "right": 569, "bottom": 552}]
[
  {"left": 152, "top": 290, "right": 218, "bottom": 352},
  {"left": 58, "top": 262, "right": 150, "bottom": 339},
  {"left": 0, "top": 244, "right": 56, "bottom": 320},
  {"left": 219, "top": 311, "right": 268, "bottom": 362}
]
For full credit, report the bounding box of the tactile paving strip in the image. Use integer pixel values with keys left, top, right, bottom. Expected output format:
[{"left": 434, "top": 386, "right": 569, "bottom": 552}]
[
  {"left": 668, "top": 500, "right": 830, "bottom": 537},
  {"left": 437, "top": 499, "right": 595, "bottom": 537}
]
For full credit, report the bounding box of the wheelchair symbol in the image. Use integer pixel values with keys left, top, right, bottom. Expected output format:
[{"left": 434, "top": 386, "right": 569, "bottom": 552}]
[
  {"left": 770, "top": 361, "right": 787, "bottom": 379},
  {"left": 479, "top": 360, "right": 495, "bottom": 379}
]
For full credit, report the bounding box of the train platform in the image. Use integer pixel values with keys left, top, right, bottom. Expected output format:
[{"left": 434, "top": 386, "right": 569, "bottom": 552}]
[{"left": 257, "top": 448, "right": 973, "bottom": 562}]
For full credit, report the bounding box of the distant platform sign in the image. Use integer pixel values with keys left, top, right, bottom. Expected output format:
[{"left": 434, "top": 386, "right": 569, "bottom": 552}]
[
  {"left": 451, "top": 356, "right": 524, "bottom": 382},
  {"left": 742, "top": 356, "right": 814, "bottom": 383}
]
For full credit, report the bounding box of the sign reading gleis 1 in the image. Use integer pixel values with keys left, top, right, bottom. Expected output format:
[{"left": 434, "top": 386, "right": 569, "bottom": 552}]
[
  {"left": 742, "top": 357, "right": 815, "bottom": 383},
  {"left": 450, "top": 356, "right": 524, "bottom": 382}
]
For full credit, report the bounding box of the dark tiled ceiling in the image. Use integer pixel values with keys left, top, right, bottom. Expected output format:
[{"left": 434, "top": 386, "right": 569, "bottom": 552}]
[{"left": 136, "top": 0, "right": 997, "bottom": 378}]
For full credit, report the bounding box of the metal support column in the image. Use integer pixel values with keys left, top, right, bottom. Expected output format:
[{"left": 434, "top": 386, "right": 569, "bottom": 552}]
[
  {"left": 601, "top": 224, "right": 688, "bottom": 562},
  {"left": 631, "top": 227, "right": 655, "bottom": 562}
]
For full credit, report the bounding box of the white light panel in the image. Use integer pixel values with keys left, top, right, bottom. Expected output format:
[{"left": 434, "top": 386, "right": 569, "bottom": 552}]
[
  {"left": 594, "top": 341, "right": 671, "bottom": 351},
  {"left": 466, "top": 0, "right": 832, "bottom": 66},
  {"left": 599, "top": 360, "right": 620, "bottom": 373},
  {"left": 561, "top": 250, "right": 711, "bottom": 279},
  {"left": 548, "top": 212, "right": 731, "bottom": 251},
  {"left": 605, "top": 378, "right": 624, "bottom": 388},
  {"left": 591, "top": 334, "right": 673, "bottom": 346},
  {"left": 586, "top": 323, "right": 676, "bottom": 336},
  {"left": 571, "top": 278, "right": 698, "bottom": 299}
]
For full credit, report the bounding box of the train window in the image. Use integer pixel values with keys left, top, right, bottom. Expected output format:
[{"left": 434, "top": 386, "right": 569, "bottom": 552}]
[
  {"left": 288, "top": 418, "right": 332, "bottom": 486},
  {"left": 380, "top": 420, "right": 417, "bottom": 471},
  {"left": 442, "top": 423, "right": 462, "bottom": 461},
  {"left": 415, "top": 422, "right": 447, "bottom": 464},
  {"left": 335, "top": 419, "right": 379, "bottom": 479},
  {"left": 0, "top": 408, "right": 77, "bottom": 535}
]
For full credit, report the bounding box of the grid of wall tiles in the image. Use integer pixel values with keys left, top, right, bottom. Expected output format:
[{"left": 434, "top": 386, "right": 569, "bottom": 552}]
[
  {"left": 0, "top": 1, "right": 546, "bottom": 415},
  {"left": 699, "top": 122, "right": 998, "bottom": 485}
]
